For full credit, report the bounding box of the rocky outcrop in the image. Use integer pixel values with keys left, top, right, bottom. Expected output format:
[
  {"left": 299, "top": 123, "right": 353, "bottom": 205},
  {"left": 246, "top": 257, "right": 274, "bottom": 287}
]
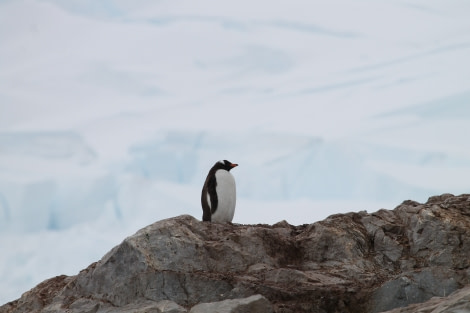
[
  {"left": 2, "top": 193, "right": 470, "bottom": 313},
  {"left": 381, "top": 285, "right": 470, "bottom": 313},
  {"left": 189, "top": 294, "right": 272, "bottom": 313}
]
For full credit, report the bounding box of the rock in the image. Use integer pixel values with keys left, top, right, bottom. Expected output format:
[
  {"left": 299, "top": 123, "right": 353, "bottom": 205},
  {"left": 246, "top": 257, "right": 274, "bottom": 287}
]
[
  {"left": 189, "top": 294, "right": 272, "bottom": 313},
  {"left": 64, "top": 299, "right": 187, "bottom": 313},
  {"left": 0, "top": 275, "right": 72, "bottom": 313},
  {"left": 380, "top": 285, "right": 470, "bottom": 313},
  {"left": 2, "top": 193, "right": 470, "bottom": 313},
  {"left": 369, "top": 268, "right": 460, "bottom": 313}
]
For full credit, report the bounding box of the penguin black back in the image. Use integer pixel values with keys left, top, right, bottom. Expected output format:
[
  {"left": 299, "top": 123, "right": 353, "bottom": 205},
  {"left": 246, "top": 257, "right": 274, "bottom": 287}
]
[{"left": 201, "top": 160, "right": 238, "bottom": 222}]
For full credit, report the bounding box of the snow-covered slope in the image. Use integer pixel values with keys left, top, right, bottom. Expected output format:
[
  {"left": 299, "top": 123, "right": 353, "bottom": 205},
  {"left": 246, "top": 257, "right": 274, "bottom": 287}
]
[{"left": 1, "top": 0, "right": 470, "bottom": 304}]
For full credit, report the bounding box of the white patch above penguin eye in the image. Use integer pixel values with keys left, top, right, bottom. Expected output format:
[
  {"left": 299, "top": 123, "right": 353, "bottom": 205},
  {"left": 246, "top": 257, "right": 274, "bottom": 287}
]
[{"left": 218, "top": 160, "right": 224, "bottom": 165}]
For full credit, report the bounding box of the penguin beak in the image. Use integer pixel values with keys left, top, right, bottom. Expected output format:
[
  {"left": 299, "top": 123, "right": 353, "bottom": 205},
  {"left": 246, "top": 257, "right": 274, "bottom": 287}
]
[{"left": 231, "top": 163, "right": 239, "bottom": 168}]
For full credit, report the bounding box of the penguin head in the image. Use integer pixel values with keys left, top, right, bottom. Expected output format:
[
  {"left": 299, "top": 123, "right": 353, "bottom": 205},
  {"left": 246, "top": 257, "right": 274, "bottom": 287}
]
[{"left": 217, "top": 160, "right": 238, "bottom": 171}]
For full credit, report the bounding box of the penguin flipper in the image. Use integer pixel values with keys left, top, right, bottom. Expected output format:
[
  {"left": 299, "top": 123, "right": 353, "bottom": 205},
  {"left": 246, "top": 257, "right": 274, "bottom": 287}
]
[
  {"left": 207, "top": 175, "right": 218, "bottom": 215},
  {"left": 201, "top": 173, "right": 218, "bottom": 221},
  {"left": 202, "top": 208, "right": 211, "bottom": 222},
  {"left": 201, "top": 186, "right": 211, "bottom": 222}
]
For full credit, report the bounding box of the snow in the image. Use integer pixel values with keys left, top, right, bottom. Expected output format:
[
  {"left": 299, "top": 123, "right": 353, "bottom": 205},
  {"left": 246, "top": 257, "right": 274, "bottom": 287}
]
[{"left": 1, "top": 0, "right": 470, "bottom": 305}]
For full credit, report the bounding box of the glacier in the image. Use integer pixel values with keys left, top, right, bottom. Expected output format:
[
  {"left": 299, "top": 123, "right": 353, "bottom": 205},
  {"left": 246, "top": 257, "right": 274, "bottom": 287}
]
[{"left": 1, "top": 0, "right": 470, "bottom": 305}]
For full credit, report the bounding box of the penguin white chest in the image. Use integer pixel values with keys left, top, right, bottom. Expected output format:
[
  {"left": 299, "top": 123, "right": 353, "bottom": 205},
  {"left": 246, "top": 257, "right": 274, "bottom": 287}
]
[{"left": 211, "top": 169, "right": 236, "bottom": 222}]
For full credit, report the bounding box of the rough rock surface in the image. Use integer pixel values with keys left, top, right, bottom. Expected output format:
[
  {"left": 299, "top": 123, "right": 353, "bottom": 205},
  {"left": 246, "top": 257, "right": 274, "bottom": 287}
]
[
  {"left": 189, "top": 294, "right": 272, "bottom": 313},
  {"left": 381, "top": 285, "right": 470, "bottom": 313},
  {"left": 2, "top": 193, "right": 470, "bottom": 313}
]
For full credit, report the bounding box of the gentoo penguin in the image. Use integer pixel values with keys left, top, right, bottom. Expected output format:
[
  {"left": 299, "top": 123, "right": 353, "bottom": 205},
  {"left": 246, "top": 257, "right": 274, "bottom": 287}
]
[{"left": 201, "top": 160, "right": 238, "bottom": 222}]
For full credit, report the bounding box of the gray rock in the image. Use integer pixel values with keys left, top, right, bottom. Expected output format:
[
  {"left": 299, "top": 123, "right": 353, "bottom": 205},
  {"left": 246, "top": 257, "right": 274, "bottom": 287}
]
[
  {"left": 370, "top": 268, "right": 460, "bottom": 313},
  {"left": 108, "top": 300, "right": 187, "bottom": 313},
  {"left": 2, "top": 193, "right": 470, "bottom": 313},
  {"left": 380, "top": 285, "right": 470, "bottom": 313},
  {"left": 189, "top": 294, "right": 272, "bottom": 313}
]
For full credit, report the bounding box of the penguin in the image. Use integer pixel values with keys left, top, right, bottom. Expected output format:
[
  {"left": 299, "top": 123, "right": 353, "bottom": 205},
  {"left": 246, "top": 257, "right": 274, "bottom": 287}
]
[{"left": 201, "top": 160, "right": 238, "bottom": 222}]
